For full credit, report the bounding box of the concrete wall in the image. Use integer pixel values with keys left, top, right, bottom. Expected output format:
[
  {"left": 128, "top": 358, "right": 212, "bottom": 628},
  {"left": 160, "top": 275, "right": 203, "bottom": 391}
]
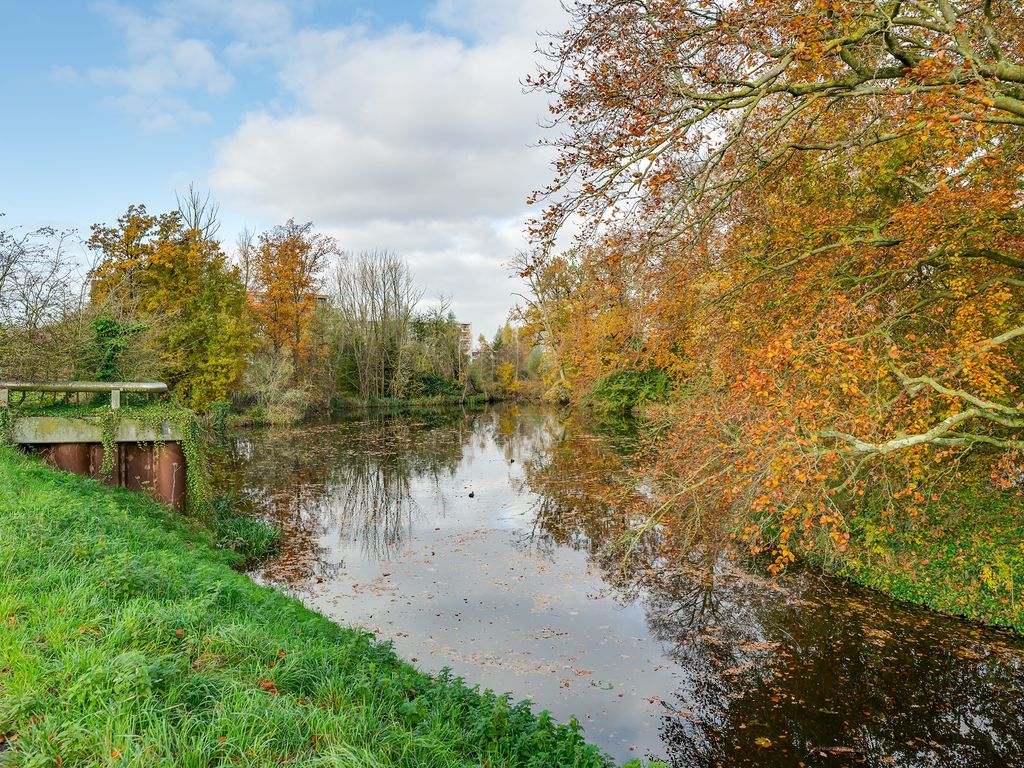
[{"left": 13, "top": 417, "right": 187, "bottom": 511}]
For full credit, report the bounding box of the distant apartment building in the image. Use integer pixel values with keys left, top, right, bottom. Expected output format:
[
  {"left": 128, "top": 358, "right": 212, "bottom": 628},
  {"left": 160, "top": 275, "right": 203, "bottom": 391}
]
[
  {"left": 456, "top": 322, "right": 473, "bottom": 357},
  {"left": 246, "top": 291, "right": 330, "bottom": 306}
]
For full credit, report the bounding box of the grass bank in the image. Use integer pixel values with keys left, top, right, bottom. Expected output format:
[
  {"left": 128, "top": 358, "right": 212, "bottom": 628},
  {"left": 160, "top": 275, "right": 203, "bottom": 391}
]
[
  {"left": 834, "top": 487, "right": 1024, "bottom": 632},
  {"left": 0, "top": 446, "right": 613, "bottom": 767}
]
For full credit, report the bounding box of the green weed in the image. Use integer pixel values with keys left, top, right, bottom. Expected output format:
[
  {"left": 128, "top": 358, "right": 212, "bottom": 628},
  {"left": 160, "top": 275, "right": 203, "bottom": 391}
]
[
  {"left": 210, "top": 497, "right": 280, "bottom": 564},
  {"left": 837, "top": 487, "right": 1024, "bottom": 631},
  {"left": 586, "top": 369, "right": 670, "bottom": 415}
]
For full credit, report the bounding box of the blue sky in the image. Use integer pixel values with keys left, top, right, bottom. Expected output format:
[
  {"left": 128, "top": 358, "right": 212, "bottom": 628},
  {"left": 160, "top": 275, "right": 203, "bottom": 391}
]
[{"left": 1, "top": 0, "right": 566, "bottom": 335}]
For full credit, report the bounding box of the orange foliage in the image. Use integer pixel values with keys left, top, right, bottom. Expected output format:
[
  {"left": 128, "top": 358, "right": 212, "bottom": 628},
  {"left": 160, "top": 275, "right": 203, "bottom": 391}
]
[
  {"left": 527, "top": 0, "right": 1024, "bottom": 570},
  {"left": 250, "top": 220, "right": 337, "bottom": 365},
  {"left": 88, "top": 205, "right": 252, "bottom": 410}
]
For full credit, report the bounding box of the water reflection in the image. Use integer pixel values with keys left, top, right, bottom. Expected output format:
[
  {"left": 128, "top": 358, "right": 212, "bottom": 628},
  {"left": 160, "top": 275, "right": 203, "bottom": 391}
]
[
  {"left": 209, "top": 406, "right": 1024, "bottom": 767},
  {"left": 210, "top": 411, "right": 472, "bottom": 572},
  {"left": 522, "top": 412, "right": 1024, "bottom": 767}
]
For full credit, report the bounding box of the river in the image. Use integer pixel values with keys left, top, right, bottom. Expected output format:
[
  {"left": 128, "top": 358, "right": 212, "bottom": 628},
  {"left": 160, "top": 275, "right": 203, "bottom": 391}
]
[{"left": 208, "top": 404, "right": 1024, "bottom": 767}]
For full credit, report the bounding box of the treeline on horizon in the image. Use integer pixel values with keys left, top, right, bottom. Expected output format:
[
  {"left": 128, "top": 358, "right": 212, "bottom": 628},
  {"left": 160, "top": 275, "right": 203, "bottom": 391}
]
[{"left": 0, "top": 189, "right": 544, "bottom": 422}]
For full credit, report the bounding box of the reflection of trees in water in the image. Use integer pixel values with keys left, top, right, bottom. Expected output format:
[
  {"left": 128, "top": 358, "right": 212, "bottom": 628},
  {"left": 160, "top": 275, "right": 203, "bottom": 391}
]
[
  {"left": 208, "top": 426, "right": 337, "bottom": 581},
  {"left": 328, "top": 456, "right": 415, "bottom": 560},
  {"left": 518, "top": 415, "right": 1024, "bottom": 768},
  {"left": 211, "top": 408, "right": 1024, "bottom": 767},
  {"left": 516, "top": 414, "right": 646, "bottom": 558},
  {"left": 208, "top": 410, "right": 476, "bottom": 575},
  {"left": 649, "top": 572, "right": 1024, "bottom": 768},
  {"left": 323, "top": 413, "right": 468, "bottom": 560}
]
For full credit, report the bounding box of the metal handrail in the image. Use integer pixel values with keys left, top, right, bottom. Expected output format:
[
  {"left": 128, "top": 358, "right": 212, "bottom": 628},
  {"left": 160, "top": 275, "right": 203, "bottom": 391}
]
[{"left": 0, "top": 381, "right": 168, "bottom": 410}]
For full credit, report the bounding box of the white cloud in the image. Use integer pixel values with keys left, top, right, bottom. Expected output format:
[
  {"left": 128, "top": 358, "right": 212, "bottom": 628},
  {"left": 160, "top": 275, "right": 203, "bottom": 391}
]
[
  {"left": 172, "top": 0, "right": 294, "bottom": 42},
  {"left": 105, "top": 93, "right": 214, "bottom": 131},
  {"left": 64, "top": 0, "right": 564, "bottom": 331},
  {"left": 50, "top": 64, "right": 82, "bottom": 84},
  {"left": 210, "top": 4, "right": 564, "bottom": 334},
  {"left": 70, "top": 1, "right": 241, "bottom": 129},
  {"left": 312, "top": 214, "right": 532, "bottom": 339},
  {"left": 89, "top": 38, "right": 233, "bottom": 96}
]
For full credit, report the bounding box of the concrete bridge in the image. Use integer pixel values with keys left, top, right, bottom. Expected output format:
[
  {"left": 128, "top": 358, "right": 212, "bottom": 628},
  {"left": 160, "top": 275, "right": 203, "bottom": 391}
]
[{"left": 1, "top": 382, "right": 187, "bottom": 511}]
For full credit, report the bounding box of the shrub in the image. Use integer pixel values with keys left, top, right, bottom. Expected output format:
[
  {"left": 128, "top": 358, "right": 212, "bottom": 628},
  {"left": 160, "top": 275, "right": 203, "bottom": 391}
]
[{"left": 587, "top": 368, "right": 671, "bottom": 414}]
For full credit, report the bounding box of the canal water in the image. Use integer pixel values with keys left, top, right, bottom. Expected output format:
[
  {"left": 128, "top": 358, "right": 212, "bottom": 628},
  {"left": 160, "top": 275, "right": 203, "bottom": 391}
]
[{"left": 209, "top": 405, "right": 1024, "bottom": 767}]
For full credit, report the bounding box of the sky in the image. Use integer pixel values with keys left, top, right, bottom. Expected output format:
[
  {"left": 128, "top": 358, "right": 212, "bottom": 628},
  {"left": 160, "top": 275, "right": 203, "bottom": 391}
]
[{"left": 0, "top": 0, "right": 569, "bottom": 338}]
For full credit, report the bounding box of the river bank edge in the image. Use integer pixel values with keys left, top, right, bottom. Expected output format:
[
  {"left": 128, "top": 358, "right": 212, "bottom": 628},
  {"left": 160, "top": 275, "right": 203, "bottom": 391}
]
[
  {"left": 0, "top": 445, "right": 621, "bottom": 767},
  {"left": 823, "top": 485, "right": 1024, "bottom": 633},
  {"left": 598, "top": 394, "right": 1024, "bottom": 634},
  {"left": 221, "top": 393, "right": 521, "bottom": 429}
]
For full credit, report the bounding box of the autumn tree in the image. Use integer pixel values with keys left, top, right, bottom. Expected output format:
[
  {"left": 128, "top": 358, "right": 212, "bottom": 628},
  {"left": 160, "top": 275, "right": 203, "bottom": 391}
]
[
  {"left": 529, "top": 0, "right": 1024, "bottom": 568},
  {"left": 235, "top": 227, "right": 256, "bottom": 293},
  {"left": 251, "top": 219, "right": 338, "bottom": 368},
  {"left": 410, "top": 300, "right": 469, "bottom": 393},
  {"left": 88, "top": 202, "right": 252, "bottom": 410}
]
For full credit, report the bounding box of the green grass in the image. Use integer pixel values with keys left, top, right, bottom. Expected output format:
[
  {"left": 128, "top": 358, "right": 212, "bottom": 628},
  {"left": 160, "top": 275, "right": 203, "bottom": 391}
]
[
  {"left": 0, "top": 446, "right": 613, "bottom": 767},
  {"left": 838, "top": 486, "right": 1024, "bottom": 631},
  {"left": 210, "top": 498, "right": 280, "bottom": 565}
]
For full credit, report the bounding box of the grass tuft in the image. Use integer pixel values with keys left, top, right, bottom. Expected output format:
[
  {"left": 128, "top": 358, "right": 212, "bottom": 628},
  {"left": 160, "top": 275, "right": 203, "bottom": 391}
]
[{"left": 210, "top": 497, "right": 280, "bottom": 564}]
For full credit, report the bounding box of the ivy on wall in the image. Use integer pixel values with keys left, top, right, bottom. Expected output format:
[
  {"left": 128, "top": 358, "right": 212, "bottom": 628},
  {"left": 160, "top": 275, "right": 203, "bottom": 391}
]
[{"left": 1, "top": 403, "right": 211, "bottom": 515}]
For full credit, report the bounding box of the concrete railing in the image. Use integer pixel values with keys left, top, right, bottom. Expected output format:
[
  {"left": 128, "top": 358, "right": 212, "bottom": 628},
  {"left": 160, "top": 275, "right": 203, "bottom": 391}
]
[{"left": 0, "top": 381, "right": 168, "bottom": 410}]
